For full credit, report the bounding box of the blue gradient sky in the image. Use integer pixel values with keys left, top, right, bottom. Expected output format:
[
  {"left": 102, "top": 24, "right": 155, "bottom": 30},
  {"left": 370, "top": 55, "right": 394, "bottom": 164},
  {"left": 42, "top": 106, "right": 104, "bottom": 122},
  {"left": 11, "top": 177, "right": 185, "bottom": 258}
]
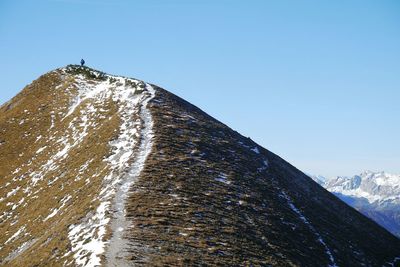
[{"left": 1, "top": 0, "right": 399, "bottom": 177}]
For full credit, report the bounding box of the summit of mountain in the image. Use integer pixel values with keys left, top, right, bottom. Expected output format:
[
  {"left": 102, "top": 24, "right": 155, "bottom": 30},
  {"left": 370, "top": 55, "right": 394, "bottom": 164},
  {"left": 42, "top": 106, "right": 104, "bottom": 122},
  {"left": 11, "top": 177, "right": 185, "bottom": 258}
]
[{"left": 1, "top": 65, "right": 399, "bottom": 266}]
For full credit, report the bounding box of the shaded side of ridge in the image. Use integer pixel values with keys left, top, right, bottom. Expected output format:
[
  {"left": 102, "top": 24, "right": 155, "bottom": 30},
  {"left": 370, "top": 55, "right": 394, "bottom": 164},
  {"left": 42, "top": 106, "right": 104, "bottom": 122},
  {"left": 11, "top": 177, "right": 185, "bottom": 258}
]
[{"left": 121, "top": 86, "right": 399, "bottom": 266}]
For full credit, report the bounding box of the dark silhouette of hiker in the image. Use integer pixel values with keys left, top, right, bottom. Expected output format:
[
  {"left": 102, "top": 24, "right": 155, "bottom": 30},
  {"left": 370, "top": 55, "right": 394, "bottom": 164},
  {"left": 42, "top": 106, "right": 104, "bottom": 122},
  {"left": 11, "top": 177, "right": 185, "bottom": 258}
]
[{"left": 80, "top": 59, "right": 85, "bottom": 66}]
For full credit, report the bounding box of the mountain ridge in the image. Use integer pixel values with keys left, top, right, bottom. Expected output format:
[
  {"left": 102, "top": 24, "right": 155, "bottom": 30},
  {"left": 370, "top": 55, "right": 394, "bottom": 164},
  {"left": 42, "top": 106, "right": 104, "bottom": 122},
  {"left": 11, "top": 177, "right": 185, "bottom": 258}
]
[
  {"left": 0, "top": 65, "right": 399, "bottom": 266},
  {"left": 311, "top": 171, "right": 400, "bottom": 238}
]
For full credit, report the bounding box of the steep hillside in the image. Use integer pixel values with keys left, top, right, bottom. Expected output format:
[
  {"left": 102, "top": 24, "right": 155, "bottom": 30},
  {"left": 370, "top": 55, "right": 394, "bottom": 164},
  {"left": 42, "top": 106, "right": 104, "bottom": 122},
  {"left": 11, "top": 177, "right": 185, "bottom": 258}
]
[
  {"left": 311, "top": 171, "right": 400, "bottom": 238},
  {"left": 1, "top": 66, "right": 399, "bottom": 266}
]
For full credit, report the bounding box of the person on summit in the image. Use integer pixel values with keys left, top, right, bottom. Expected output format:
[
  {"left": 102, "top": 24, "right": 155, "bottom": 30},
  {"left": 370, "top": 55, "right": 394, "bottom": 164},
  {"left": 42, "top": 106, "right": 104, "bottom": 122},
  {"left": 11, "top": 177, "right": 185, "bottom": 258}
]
[{"left": 80, "top": 59, "right": 85, "bottom": 66}]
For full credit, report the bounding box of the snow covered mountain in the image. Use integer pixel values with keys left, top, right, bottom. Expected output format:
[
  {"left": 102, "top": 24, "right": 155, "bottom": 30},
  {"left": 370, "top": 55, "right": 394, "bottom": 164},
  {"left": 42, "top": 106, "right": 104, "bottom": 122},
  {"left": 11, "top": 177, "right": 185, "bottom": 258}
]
[
  {"left": 311, "top": 171, "right": 400, "bottom": 238},
  {"left": 1, "top": 65, "right": 400, "bottom": 266}
]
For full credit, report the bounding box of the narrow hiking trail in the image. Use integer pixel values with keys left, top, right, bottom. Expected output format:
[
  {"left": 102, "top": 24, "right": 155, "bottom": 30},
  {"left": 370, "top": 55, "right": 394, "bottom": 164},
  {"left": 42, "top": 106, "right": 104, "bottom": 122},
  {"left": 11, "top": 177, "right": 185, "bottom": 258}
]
[
  {"left": 105, "top": 84, "right": 155, "bottom": 266},
  {"left": 57, "top": 67, "right": 156, "bottom": 267}
]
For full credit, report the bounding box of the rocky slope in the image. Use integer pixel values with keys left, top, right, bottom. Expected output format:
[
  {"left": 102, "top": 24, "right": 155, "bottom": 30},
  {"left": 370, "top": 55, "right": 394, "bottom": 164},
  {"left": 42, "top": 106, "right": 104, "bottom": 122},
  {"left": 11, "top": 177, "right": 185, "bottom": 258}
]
[
  {"left": 311, "top": 171, "right": 400, "bottom": 238},
  {"left": 1, "top": 66, "right": 399, "bottom": 266}
]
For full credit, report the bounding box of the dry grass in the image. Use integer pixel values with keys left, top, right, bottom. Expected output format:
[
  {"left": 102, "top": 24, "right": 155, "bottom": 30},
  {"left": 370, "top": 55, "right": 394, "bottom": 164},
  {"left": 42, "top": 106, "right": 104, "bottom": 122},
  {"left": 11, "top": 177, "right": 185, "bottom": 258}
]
[
  {"left": 0, "top": 69, "right": 120, "bottom": 266},
  {"left": 1, "top": 68, "right": 400, "bottom": 266},
  {"left": 121, "top": 86, "right": 400, "bottom": 266}
]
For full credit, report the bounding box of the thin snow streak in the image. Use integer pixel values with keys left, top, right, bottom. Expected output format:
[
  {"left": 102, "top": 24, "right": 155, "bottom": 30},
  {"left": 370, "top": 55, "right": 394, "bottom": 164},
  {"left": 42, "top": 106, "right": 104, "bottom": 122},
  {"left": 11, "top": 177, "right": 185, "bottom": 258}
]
[{"left": 280, "top": 191, "right": 338, "bottom": 267}]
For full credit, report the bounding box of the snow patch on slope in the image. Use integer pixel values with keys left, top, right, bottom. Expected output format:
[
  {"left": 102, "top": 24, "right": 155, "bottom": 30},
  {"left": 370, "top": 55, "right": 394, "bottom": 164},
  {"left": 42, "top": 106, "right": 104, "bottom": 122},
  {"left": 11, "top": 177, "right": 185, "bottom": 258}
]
[
  {"left": 43, "top": 195, "right": 72, "bottom": 222},
  {"left": 64, "top": 72, "right": 155, "bottom": 266},
  {"left": 215, "top": 172, "right": 231, "bottom": 185},
  {"left": 68, "top": 202, "right": 109, "bottom": 266},
  {"left": 4, "top": 226, "right": 25, "bottom": 245},
  {"left": 105, "top": 83, "right": 155, "bottom": 266}
]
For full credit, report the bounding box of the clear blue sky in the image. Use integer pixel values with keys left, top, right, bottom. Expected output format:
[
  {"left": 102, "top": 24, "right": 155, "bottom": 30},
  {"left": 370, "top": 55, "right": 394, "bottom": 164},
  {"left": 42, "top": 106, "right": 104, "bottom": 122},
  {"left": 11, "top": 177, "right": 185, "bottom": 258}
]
[{"left": 1, "top": 0, "right": 399, "bottom": 177}]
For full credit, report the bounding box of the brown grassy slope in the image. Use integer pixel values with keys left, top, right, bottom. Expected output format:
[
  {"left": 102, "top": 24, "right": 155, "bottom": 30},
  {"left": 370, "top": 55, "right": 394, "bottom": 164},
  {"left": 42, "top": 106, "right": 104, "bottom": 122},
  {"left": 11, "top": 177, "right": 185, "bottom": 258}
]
[
  {"left": 124, "top": 85, "right": 400, "bottom": 266},
  {"left": 0, "top": 69, "right": 120, "bottom": 266},
  {"left": 1, "top": 67, "right": 399, "bottom": 267}
]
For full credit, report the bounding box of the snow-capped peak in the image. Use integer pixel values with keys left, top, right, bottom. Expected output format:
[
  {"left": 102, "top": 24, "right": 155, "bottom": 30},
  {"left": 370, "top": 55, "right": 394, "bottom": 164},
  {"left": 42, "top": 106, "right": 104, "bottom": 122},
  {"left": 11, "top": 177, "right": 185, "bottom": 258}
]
[{"left": 313, "top": 171, "right": 400, "bottom": 205}]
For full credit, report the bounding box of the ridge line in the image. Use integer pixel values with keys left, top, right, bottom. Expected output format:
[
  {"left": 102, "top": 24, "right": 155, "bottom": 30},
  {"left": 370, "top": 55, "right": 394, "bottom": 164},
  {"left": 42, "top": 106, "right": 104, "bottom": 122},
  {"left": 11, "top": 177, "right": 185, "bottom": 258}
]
[{"left": 104, "top": 83, "right": 156, "bottom": 266}]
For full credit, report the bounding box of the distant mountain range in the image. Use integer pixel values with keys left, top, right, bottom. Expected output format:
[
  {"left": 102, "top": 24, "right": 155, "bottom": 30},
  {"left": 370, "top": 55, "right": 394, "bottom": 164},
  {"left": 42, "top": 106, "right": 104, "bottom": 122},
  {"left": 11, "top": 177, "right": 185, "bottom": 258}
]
[{"left": 311, "top": 171, "right": 400, "bottom": 238}]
